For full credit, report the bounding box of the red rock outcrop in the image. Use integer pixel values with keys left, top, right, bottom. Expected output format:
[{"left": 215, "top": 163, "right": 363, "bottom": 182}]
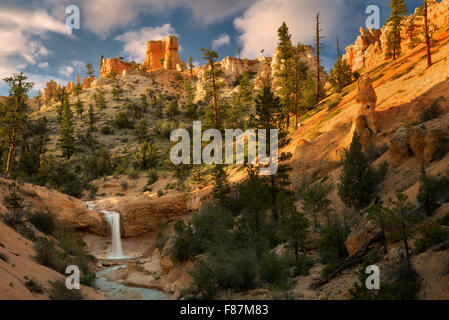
[
  {"left": 82, "top": 76, "right": 96, "bottom": 90},
  {"left": 141, "top": 36, "right": 182, "bottom": 72},
  {"left": 100, "top": 57, "right": 139, "bottom": 78},
  {"left": 42, "top": 80, "right": 58, "bottom": 102}
]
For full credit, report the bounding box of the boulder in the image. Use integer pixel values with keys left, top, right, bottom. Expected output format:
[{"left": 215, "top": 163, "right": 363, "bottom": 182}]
[
  {"left": 389, "top": 127, "right": 411, "bottom": 167},
  {"left": 407, "top": 126, "right": 442, "bottom": 164}
]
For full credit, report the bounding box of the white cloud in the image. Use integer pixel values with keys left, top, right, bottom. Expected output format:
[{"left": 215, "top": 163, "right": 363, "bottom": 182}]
[
  {"left": 43, "top": 0, "right": 257, "bottom": 36},
  {"left": 115, "top": 24, "right": 177, "bottom": 62},
  {"left": 0, "top": 8, "right": 71, "bottom": 79},
  {"left": 212, "top": 33, "right": 231, "bottom": 49},
  {"left": 38, "top": 62, "right": 49, "bottom": 68},
  {"left": 234, "top": 0, "right": 353, "bottom": 59},
  {"left": 59, "top": 66, "right": 74, "bottom": 77}
]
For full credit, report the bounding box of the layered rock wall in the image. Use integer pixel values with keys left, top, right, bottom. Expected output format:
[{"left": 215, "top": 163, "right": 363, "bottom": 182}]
[{"left": 100, "top": 57, "right": 139, "bottom": 78}]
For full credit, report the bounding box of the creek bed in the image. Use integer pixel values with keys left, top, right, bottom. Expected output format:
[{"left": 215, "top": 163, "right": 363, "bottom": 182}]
[{"left": 95, "top": 264, "right": 169, "bottom": 300}]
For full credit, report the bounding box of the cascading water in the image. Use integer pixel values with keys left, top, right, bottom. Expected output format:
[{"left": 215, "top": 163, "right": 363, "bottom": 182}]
[
  {"left": 102, "top": 210, "right": 125, "bottom": 259},
  {"left": 87, "top": 202, "right": 127, "bottom": 259}
]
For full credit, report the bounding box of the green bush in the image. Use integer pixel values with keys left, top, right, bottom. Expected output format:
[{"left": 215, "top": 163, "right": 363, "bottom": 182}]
[
  {"left": 114, "top": 111, "right": 133, "bottom": 129},
  {"left": 437, "top": 213, "right": 449, "bottom": 226},
  {"left": 25, "top": 280, "right": 44, "bottom": 294},
  {"left": 100, "top": 125, "right": 113, "bottom": 135},
  {"left": 414, "top": 224, "right": 449, "bottom": 254},
  {"left": 28, "top": 212, "right": 56, "bottom": 235},
  {"left": 292, "top": 255, "right": 314, "bottom": 277},
  {"left": 49, "top": 280, "right": 83, "bottom": 300},
  {"left": 258, "top": 252, "right": 290, "bottom": 286}
]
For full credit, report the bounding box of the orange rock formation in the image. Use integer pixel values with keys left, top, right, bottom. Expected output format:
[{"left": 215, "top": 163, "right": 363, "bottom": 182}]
[
  {"left": 141, "top": 36, "right": 182, "bottom": 72},
  {"left": 100, "top": 57, "right": 139, "bottom": 78}
]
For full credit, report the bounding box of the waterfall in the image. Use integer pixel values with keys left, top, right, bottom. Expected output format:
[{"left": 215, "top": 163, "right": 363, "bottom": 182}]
[
  {"left": 87, "top": 202, "right": 126, "bottom": 259},
  {"left": 101, "top": 210, "right": 125, "bottom": 259}
]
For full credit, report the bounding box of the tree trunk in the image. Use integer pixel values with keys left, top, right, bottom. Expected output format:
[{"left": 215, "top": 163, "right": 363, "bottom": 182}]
[
  {"left": 6, "top": 138, "right": 16, "bottom": 177},
  {"left": 424, "top": 0, "right": 432, "bottom": 68},
  {"left": 315, "top": 14, "right": 321, "bottom": 102}
]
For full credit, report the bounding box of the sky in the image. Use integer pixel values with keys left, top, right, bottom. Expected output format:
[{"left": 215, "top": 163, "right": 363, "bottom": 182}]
[{"left": 0, "top": 0, "right": 424, "bottom": 96}]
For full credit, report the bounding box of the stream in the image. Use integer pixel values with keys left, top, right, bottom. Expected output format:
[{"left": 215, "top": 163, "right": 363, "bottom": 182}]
[{"left": 95, "top": 264, "right": 169, "bottom": 300}]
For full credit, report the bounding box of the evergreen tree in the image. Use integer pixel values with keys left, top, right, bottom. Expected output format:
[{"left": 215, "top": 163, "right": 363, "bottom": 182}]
[
  {"left": 276, "top": 22, "right": 294, "bottom": 128},
  {"left": 140, "top": 94, "right": 149, "bottom": 113},
  {"left": 386, "top": 0, "right": 408, "bottom": 60},
  {"left": 4, "top": 180, "right": 24, "bottom": 216},
  {"left": 280, "top": 207, "right": 310, "bottom": 260},
  {"left": 253, "top": 86, "right": 292, "bottom": 220},
  {"left": 315, "top": 12, "right": 324, "bottom": 102},
  {"left": 188, "top": 56, "right": 194, "bottom": 79},
  {"left": 95, "top": 88, "right": 106, "bottom": 109},
  {"left": 88, "top": 104, "right": 96, "bottom": 132},
  {"left": 225, "top": 92, "right": 243, "bottom": 129},
  {"left": 328, "top": 34, "right": 353, "bottom": 93},
  {"left": 201, "top": 48, "right": 223, "bottom": 127},
  {"left": 298, "top": 180, "right": 333, "bottom": 229},
  {"left": 291, "top": 44, "right": 309, "bottom": 127},
  {"left": 34, "top": 90, "right": 43, "bottom": 109},
  {"left": 338, "top": 134, "right": 382, "bottom": 210},
  {"left": 212, "top": 165, "right": 231, "bottom": 205},
  {"left": 422, "top": 0, "right": 432, "bottom": 68},
  {"left": 59, "top": 98, "right": 75, "bottom": 159},
  {"left": 239, "top": 71, "right": 253, "bottom": 110},
  {"left": 133, "top": 118, "right": 148, "bottom": 143},
  {"left": 166, "top": 99, "right": 179, "bottom": 117},
  {"left": 75, "top": 97, "right": 84, "bottom": 119},
  {"left": 112, "top": 80, "right": 123, "bottom": 101},
  {"left": 184, "top": 78, "right": 196, "bottom": 119},
  {"left": 0, "top": 72, "right": 33, "bottom": 176},
  {"left": 86, "top": 63, "right": 95, "bottom": 77},
  {"left": 134, "top": 141, "right": 158, "bottom": 169}
]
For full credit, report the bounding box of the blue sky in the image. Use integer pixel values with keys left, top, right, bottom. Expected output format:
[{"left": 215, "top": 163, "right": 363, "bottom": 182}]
[{"left": 0, "top": 0, "right": 424, "bottom": 96}]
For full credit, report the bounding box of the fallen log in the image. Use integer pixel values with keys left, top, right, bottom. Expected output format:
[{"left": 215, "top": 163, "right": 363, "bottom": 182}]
[{"left": 310, "top": 231, "right": 384, "bottom": 289}]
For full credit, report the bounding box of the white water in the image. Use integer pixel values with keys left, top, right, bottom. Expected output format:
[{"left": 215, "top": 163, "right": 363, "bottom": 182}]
[{"left": 87, "top": 202, "right": 127, "bottom": 259}]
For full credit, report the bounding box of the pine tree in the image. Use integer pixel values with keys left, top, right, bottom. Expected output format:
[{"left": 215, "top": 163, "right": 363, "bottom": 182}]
[
  {"left": 386, "top": 0, "right": 408, "bottom": 60},
  {"left": 423, "top": 0, "right": 432, "bottom": 68},
  {"left": 298, "top": 180, "right": 333, "bottom": 229},
  {"left": 225, "top": 92, "right": 243, "bottom": 129},
  {"left": 291, "top": 44, "right": 309, "bottom": 128},
  {"left": 239, "top": 71, "right": 253, "bottom": 110},
  {"left": 34, "top": 90, "right": 43, "bottom": 109},
  {"left": 133, "top": 118, "right": 148, "bottom": 143},
  {"left": 329, "top": 34, "right": 353, "bottom": 93},
  {"left": 4, "top": 180, "right": 24, "bottom": 216},
  {"left": 315, "top": 13, "right": 324, "bottom": 102},
  {"left": 184, "top": 78, "right": 196, "bottom": 119},
  {"left": 112, "top": 80, "right": 123, "bottom": 101},
  {"left": 276, "top": 22, "right": 294, "bottom": 128},
  {"left": 140, "top": 94, "right": 149, "bottom": 113},
  {"left": 188, "top": 56, "right": 194, "bottom": 79},
  {"left": 59, "top": 98, "right": 75, "bottom": 159},
  {"left": 166, "top": 99, "right": 179, "bottom": 117},
  {"left": 88, "top": 103, "right": 96, "bottom": 132},
  {"left": 75, "top": 97, "right": 84, "bottom": 119},
  {"left": 95, "top": 88, "right": 106, "bottom": 109},
  {"left": 201, "top": 48, "right": 223, "bottom": 128},
  {"left": 212, "top": 165, "right": 231, "bottom": 205},
  {"left": 338, "top": 133, "right": 379, "bottom": 210},
  {"left": 253, "top": 86, "right": 292, "bottom": 220},
  {"left": 280, "top": 208, "right": 310, "bottom": 260},
  {"left": 134, "top": 141, "right": 158, "bottom": 169},
  {"left": 0, "top": 72, "right": 33, "bottom": 176},
  {"left": 86, "top": 63, "right": 95, "bottom": 77}
]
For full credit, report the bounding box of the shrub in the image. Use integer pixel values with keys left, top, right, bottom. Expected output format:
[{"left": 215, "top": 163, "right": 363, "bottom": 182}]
[
  {"left": 317, "top": 217, "right": 350, "bottom": 268},
  {"left": 49, "top": 280, "right": 83, "bottom": 300},
  {"left": 417, "top": 168, "right": 449, "bottom": 216},
  {"left": 25, "top": 280, "right": 44, "bottom": 294},
  {"left": 258, "top": 252, "right": 289, "bottom": 286},
  {"left": 437, "top": 213, "right": 449, "bottom": 226},
  {"left": 292, "top": 255, "right": 314, "bottom": 277},
  {"left": 189, "top": 261, "right": 219, "bottom": 300},
  {"left": 114, "top": 111, "right": 133, "bottom": 129},
  {"left": 120, "top": 181, "right": 129, "bottom": 191},
  {"left": 414, "top": 224, "right": 449, "bottom": 254},
  {"left": 100, "top": 125, "right": 113, "bottom": 135},
  {"left": 421, "top": 100, "right": 441, "bottom": 122},
  {"left": 29, "top": 212, "right": 56, "bottom": 235}
]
